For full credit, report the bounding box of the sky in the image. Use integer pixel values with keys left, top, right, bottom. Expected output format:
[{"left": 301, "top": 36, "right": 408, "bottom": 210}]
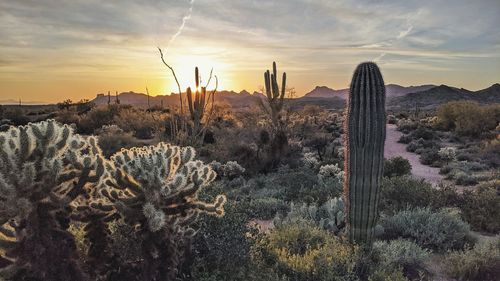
[{"left": 0, "top": 0, "right": 499, "bottom": 103}]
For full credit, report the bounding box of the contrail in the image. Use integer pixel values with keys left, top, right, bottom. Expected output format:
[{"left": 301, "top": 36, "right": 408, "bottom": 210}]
[{"left": 165, "top": 0, "right": 195, "bottom": 51}]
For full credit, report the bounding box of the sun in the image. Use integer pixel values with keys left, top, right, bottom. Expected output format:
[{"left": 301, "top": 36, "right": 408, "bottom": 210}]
[{"left": 167, "top": 54, "right": 228, "bottom": 94}]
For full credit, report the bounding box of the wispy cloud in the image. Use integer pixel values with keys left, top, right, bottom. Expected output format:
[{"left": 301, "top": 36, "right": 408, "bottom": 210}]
[{"left": 0, "top": 0, "right": 499, "bottom": 102}]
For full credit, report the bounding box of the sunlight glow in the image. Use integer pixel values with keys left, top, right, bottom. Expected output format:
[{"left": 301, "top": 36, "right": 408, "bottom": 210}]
[{"left": 168, "top": 54, "right": 229, "bottom": 94}]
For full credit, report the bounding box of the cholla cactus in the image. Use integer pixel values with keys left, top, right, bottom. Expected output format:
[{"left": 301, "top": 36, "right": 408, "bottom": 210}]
[
  {"left": 303, "top": 152, "right": 320, "bottom": 170},
  {"left": 222, "top": 161, "right": 246, "bottom": 179},
  {"left": 318, "top": 164, "right": 344, "bottom": 185},
  {"left": 438, "top": 147, "right": 457, "bottom": 163},
  {"left": 0, "top": 120, "right": 105, "bottom": 280},
  {"left": 98, "top": 143, "right": 226, "bottom": 280}
]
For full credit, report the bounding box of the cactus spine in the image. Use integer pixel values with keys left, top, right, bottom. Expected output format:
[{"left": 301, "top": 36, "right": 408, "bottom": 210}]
[{"left": 344, "top": 62, "right": 386, "bottom": 244}]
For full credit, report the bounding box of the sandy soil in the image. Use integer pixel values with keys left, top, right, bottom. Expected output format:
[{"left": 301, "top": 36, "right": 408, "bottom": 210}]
[{"left": 384, "top": 124, "right": 444, "bottom": 186}]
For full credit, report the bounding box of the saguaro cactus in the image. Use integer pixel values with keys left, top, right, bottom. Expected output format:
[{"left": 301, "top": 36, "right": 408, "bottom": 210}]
[
  {"left": 262, "top": 61, "right": 286, "bottom": 129},
  {"left": 344, "top": 62, "right": 386, "bottom": 244}
]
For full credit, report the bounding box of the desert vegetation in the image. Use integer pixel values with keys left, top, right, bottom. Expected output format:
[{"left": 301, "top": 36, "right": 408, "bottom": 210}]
[{"left": 0, "top": 61, "right": 498, "bottom": 281}]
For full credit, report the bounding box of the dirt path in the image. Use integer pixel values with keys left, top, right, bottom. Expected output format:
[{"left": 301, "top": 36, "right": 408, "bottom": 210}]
[{"left": 384, "top": 124, "right": 444, "bottom": 185}]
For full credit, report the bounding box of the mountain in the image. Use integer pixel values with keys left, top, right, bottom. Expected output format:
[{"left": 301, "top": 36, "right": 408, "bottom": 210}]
[
  {"left": 385, "top": 84, "right": 435, "bottom": 98},
  {"left": 89, "top": 83, "right": 499, "bottom": 111},
  {"left": 389, "top": 84, "right": 500, "bottom": 109},
  {"left": 303, "top": 86, "right": 348, "bottom": 99},
  {"left": 91, "top": 90, "right": 263, "bottom": 109},
  {"left": 304, "top": 84, "right": 436, "bottom": 99}
]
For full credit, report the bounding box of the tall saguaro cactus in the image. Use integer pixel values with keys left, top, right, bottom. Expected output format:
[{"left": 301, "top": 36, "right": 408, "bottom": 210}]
[
  {"left": 344, "top": 62, "right": 386, "bottom": 244},
  {"left": 262, "top": 61, "right": 286, "bottom": 129}
]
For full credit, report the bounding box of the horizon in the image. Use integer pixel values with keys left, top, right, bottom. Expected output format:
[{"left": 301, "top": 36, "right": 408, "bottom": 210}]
[{"left": 1, "top": 0, "right": 500, "bottom": 103}]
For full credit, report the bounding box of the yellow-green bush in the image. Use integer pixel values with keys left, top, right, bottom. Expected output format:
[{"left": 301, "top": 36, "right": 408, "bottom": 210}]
[
  {"left": 444, "top": 238, "right": 500, "bottom": 281},
  {"left": 253, "top": 223, "right": 360, "bottom": 281},
  {"left": 436, "top": 101, "right": 500, "bottom": 136}
]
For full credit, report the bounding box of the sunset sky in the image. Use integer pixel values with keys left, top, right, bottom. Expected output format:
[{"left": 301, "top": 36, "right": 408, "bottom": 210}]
[{"left": 1, "top": 0, "right": 499, "bottom": 103}]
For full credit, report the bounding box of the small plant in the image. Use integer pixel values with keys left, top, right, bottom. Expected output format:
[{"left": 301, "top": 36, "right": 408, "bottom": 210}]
[{"left": 373, "top": 239, "right": 429, "bottom": 278}]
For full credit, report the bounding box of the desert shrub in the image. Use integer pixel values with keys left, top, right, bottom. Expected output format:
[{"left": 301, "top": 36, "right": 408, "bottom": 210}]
[
  {"left": 77, "top": 104, "right": 121, "bottom": 134},
  {"left": 380, "top": 208, "right": 474, "bottom": 252},
  {"left": 373, "top": 239, "right": 429, "bottom": 278},
  {"left": 3, "top": 108, "right": 29, "bottom": 125},
  {"left": 397, "top": 119, "right": 418, "bottom": 133},
  {"left": 368, "top": 268, "right": 409, "bottom": 281},
  {"left": 383, "top": 156, "right": 412, "bottom": 178},
  {"left": 439, "top": 164, "right": 453, "bottom": 174},
  {"left": 437, "top": 101, "right": 500, "bottom": 136},
  {"left": 387, "top": 114, "right": 397, "bottom": 124},
  {"left": 253, "top": 223, "right": 360, "bottom": 281},
  {"left": 97, "top": 125, "right": 140, "bottom": 158},
  {"left": 481, "top": 137, "right": 500, "bottom": 168},
  {"left": 460, "top": 186, "right": 500, "bottom": 233},
  {"left": 188, "top": 202, "right": 257, "bottom": 281},
  {"left": 55, "top": 109, "right": 81, "bottom": 125},
  {"left": 444, "top": 238, "right": 500, "bottom": 281},
  {"left": 114, "top": 107, "right": 159, "bottom": 139},
  {"left": 244, "top": 198, "right": 289, "bottom": 220},
  {"left": 419, "top": 148, "right": 440, "bottom": 165},
  {"left": 379, "top": 176, "right": 434, "bottom": 214},
  {"left": 398, "top": 134, "right": 412, "bottom": 144},
  {"left": 274, "top": 197, "right": 346, "bottom": 235},
  {"left": 454, "top": 171, "right": 478, "bottom": 185},
  {"left": 411, "top": 126, "right": 436, "bottom": 140}
]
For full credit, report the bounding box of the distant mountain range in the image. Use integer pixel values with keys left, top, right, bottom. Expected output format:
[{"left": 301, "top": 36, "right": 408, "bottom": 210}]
[
  {"left": 303, "top": 84, "right": 436, "bottom": 99},
  {"left": 388, "top": 83, "right": 500, "bottom": 109},
  {"left": 88, "top": 83, "right": 500, "bottom": 110}
]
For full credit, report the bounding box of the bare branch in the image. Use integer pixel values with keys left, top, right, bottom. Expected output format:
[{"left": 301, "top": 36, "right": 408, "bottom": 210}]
[{"left": 158, "top": 47, "right": 183, "bottom": 114}]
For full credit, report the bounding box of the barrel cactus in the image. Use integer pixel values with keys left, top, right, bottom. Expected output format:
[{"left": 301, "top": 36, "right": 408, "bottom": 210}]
[{"left": 344, "top": 62, "right": 386, "bottom": 244}]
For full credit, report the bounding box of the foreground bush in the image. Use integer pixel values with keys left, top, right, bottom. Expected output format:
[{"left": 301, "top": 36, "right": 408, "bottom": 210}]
[
  {"left": 444, "top": 238, "right": 500, "bottom": 281},
  {"left": 380, "top": 208, "right": 474, "bottom": 252},
  {"left": 373, "top": 239, "right": 429, "bottom": 278},
  {"left": 253, "top": 223, "right": 360, "bottom": 281},
  {"left": 383, "top": 156, "right": 412, "bottom": 178}
]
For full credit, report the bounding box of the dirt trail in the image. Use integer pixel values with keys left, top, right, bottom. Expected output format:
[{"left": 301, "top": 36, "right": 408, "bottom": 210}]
[{"left": 384, "top": 124, "right": 444, "bottom": 185}]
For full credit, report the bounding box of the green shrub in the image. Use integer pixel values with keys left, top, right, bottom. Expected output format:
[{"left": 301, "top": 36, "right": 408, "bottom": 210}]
[
  {"left": 461, "top": 186, "right": 500, "bottom": 233},
  {"left": 444, "top": 238, "right": 500, "bottom": 281},
  {"left": 245, "top": 198, "right": 289, "bottom": 220},
  {"left": 398, "top": 134, "right": 412, "bottom": 144},
  {"left": 368, "top": 268, "right": 409, "bottom": 281},
  {"left": 454, "top": 172, "right": 478, "bottom": 186},
  {"left": 373, "top": 239, "right": 429, "bottom": 278},
  {"left": 253, "top": 223, "right": 360, "bottom": 281},
  {"left": 97, "top": 125, "right": 140, "bottom": 158},
  {"left": 384, "top": 157, "right": 412, "bottom": 178},
  {"left": 419, "top": 148, "right": 440, "bottom": 165},
  {"left": 379, "top": 176, "right": 434, "bottom": 214},
  {"left": 189, "top": 203, "right": 257, "bottom": 281},
  {"left": 437, "top": 101, "right": 500, "bottom": 137},
  {"left": 380, "top": 208, "right": 474, "bottom": 252}
]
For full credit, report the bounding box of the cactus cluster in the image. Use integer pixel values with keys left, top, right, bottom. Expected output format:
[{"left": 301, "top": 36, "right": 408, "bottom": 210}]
[
  {"left": 0, "top": 120, "right": 105, "bottom": 280},
  {"left": 0, "top": 120, "right": 226, "bottom": 280},
  {"left": 344, "top": 62, "right": 386, "bottom": 244}
]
